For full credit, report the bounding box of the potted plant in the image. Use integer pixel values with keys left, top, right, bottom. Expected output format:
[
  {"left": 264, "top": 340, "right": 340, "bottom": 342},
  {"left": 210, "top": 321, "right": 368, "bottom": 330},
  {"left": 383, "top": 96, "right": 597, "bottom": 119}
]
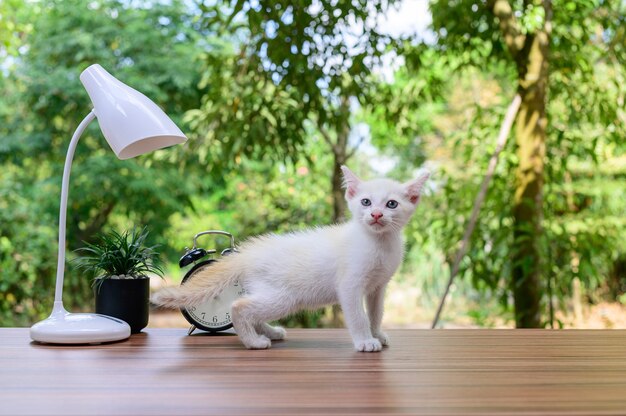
[{"left": 74, "top": 226, "right": 163, "bottom": 333}]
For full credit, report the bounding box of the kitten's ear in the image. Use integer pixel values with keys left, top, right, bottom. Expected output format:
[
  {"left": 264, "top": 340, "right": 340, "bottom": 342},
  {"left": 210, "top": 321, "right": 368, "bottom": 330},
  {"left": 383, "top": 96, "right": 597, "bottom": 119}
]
[
  {"left": 405, "top": 170, "right": 430, "bottom": 205},
  {"left": 341, "top": 165, "right": 361, "bottom": 200}
]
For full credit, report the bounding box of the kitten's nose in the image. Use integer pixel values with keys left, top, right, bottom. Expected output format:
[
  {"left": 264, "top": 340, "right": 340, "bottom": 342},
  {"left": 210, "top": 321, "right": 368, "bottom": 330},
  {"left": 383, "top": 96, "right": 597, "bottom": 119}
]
[{"left": 371, "top": 211, "right": 383, "bottom": 220}]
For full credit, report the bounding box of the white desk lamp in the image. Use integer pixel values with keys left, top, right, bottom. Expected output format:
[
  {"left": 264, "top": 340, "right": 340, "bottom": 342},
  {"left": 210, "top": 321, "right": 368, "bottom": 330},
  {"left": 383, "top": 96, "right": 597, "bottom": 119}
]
[{"left": 30, "top": 64, "right": 187, "bottom": 344}]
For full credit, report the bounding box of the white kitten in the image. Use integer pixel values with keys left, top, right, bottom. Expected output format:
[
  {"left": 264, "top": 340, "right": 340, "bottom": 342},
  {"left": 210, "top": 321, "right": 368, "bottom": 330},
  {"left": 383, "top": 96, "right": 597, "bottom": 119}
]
[{"left": 152, "top": 166, "right": 429, "bottom": 352}]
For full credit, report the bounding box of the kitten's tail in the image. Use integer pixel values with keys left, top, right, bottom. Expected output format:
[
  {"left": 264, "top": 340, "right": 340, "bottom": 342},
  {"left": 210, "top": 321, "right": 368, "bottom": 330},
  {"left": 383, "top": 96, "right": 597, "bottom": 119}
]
[{"left": 151, "top": 255, "right": 244, "bottom": 309}]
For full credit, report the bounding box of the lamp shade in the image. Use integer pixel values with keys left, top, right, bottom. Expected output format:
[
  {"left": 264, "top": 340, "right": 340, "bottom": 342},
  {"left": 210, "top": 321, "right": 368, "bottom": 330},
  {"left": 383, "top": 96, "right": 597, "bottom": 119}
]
[{"left": 80, "top": 64, "right": 187, "bottom": 159}]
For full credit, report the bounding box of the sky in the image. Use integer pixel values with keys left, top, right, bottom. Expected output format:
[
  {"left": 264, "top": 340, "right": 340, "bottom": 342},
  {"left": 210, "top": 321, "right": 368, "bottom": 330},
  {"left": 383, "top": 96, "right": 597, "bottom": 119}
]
[{"left": 379, "top": 0, "right": 432, "bottom": 39}]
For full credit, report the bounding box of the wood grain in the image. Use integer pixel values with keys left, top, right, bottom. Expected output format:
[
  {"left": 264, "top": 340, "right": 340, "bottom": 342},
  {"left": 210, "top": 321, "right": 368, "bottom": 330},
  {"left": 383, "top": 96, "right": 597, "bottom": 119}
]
[{"left": 1, "top": 328, "right": 626, "bottom": 415}]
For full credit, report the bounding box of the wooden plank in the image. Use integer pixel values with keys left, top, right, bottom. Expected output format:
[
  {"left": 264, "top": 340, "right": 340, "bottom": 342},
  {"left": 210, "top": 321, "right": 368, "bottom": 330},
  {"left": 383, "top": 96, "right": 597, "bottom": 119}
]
[{"left": 1, "top": 328, "right": 626, "bottom": 415}]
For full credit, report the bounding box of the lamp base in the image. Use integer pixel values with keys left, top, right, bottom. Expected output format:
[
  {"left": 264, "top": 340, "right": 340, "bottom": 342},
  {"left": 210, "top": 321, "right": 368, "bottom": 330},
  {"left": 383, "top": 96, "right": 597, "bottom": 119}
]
[{"left": 30, "top": 301, "right": 131, "bottom": 344}]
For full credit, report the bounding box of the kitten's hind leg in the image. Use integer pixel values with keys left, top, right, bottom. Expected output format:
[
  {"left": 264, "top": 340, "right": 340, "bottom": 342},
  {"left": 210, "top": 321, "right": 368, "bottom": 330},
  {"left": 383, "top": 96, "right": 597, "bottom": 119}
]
[
  {"left": 256, "top": 323, "right": 287, "bottom": 341},
  {"left": 231, "top": 297, "right": 272, "bottom": 349}
]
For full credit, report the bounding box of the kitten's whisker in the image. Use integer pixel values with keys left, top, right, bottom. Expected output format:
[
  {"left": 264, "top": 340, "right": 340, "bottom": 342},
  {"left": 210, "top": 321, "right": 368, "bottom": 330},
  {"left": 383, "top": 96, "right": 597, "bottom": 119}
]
[{"left": 388, "top": 219, "right": 402, "bottom": 233}]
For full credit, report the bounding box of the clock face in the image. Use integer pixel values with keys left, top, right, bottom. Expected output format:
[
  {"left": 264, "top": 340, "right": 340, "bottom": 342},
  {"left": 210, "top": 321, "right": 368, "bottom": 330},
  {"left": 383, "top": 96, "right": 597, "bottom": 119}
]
[{"left": 180, "top": 260, "right": 246, "bottom": 332}]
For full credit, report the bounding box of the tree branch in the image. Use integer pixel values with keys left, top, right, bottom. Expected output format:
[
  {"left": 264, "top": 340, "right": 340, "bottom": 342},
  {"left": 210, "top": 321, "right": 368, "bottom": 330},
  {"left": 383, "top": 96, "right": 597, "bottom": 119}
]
[
  {"left": 431, "top": 94, "right": 522, "bottom": 328},
  {"left": 346, "top": 133, "right": 366, "bottom": 160},
  {"left": 318, "top": 124, "right": 340, "bottom": 156}
]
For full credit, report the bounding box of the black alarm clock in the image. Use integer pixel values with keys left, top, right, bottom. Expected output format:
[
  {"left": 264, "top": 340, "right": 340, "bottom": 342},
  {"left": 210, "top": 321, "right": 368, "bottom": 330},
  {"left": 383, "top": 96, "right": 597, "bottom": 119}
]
[{"left": 178, "top": 230, "right": 245, "bottom": 335}]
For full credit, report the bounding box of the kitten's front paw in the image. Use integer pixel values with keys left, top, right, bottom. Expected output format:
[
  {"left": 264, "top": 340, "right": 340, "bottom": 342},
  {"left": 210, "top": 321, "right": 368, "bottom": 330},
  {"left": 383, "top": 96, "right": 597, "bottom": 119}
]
[
  {"left": 242, "top": 335, "right": 272, "bottom": 350},
  {"left": 372, "top": 331, "right": 390, "bottom": 347},
  {"left": 262, "top": 325, "right": 287, "bottom": 340},
  {"left": 354, "top": 338, "right": 383, "bottom": 352}
]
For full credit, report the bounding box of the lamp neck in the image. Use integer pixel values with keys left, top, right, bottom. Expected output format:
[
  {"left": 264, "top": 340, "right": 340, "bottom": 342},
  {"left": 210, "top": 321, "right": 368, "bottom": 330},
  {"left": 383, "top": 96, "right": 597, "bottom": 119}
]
[{"left": 53, "top": 110, "right": 96, "bottom": 304}]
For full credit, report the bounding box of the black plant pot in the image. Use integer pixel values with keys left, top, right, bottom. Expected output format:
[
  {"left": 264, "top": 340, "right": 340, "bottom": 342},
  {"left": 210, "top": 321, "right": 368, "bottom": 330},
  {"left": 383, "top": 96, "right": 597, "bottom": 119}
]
[{"left": 95, "top": 277, "right": 150, "bottom": 333}]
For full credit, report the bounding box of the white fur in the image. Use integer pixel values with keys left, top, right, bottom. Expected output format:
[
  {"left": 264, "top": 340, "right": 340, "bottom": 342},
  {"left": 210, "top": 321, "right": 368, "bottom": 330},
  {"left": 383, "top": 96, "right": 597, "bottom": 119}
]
[{"left": 152, "top": 166, "right": 429, "bottom": 352}]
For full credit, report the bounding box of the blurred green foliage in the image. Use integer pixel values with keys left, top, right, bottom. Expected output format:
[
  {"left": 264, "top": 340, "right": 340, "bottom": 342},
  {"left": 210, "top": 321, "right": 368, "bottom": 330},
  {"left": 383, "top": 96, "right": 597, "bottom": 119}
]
[
  {"left": 363, "top": 0, "right": 626, "bottom": 327},
  {"left": 1, "top": 0, "right": 625, "bottom": 329},
  {"left": 0, "top": 0, "right": 205, "bottom": 324}
]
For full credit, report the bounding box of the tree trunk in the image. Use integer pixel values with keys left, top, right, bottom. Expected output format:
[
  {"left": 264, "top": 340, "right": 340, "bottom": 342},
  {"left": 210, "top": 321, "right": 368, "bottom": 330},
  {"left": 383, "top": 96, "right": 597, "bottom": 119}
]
[
  {"left": 327, "top": 98, "right": 352, "bottom": 326},
  {"left": 330, "top": 99, "right": 351, "bottom": 224},
  {"left": 329, "top": 134, "right": 349, "bottom": 327},
  {"left": 512, "top": 20, "right": 550, "bottom": 328},
  {"left": 331, "top": 152, "right": 348, "bottom": 223}
]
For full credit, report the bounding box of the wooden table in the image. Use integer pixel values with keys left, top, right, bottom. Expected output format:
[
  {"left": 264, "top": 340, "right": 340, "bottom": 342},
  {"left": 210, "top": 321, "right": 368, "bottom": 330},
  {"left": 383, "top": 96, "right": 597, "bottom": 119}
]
[{"left": 2, "top": 328, "right": 626, "bottom": 415}]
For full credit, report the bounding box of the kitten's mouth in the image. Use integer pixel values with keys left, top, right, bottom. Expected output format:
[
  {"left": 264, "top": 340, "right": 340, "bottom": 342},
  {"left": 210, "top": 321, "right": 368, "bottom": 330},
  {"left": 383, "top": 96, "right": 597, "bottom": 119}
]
[{"left": 369, "top": 220, "right": 385, "bottom": 227}]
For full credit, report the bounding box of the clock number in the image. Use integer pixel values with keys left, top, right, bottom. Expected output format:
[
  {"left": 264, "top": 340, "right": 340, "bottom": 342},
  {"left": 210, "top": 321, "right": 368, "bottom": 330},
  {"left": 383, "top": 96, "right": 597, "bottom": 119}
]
[
  {"left": 225, "top": 312, "right": 230, "bottom": 320},
  {"left": 212, "top": 315, "right": 218, "bottom": 323},
  {"left": 201, "top": 312, "right": 206, "bottom": 319},
  {"left": 234, "top": 279, "right": 239, "bottom": 287}
]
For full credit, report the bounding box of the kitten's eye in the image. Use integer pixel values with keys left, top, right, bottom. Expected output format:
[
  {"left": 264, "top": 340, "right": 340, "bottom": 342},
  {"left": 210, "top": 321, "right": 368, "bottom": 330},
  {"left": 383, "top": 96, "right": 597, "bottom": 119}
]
[
  {"left": 361, "top": 198, "right": 371, "bottom": 207},
  {"left": 386, "top": 200, "right": 399, "bottom": 209}
]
